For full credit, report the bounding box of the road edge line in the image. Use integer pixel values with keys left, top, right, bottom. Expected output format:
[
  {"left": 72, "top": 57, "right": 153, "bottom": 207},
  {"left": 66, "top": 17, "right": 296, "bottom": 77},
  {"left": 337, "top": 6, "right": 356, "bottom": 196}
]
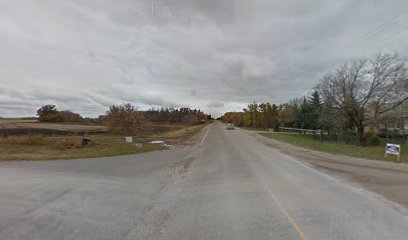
[{"left": 200, "top": 125, "right": 212, "bottom": 145}]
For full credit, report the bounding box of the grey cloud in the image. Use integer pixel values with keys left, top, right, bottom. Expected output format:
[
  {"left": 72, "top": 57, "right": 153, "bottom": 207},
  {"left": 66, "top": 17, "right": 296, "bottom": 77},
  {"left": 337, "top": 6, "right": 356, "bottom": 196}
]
[
  {"left": 190, "top": 90, "right": 198, "bottom": 97},
  {"left": 207, "top": 102, "right": 224, "bottom": 108},
  {"left": 1, "top": 0, "right": 408, "bottom": 117}
]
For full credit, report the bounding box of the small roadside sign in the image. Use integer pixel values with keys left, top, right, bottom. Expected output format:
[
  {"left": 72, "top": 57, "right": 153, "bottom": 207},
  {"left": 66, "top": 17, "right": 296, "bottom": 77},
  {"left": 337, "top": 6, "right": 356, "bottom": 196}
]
[
  {"left": 385, "top": 143, "right": 400, "bottom": 161},
  {"left": 125, "top": 136, "right": 133, "bottom": 144}
]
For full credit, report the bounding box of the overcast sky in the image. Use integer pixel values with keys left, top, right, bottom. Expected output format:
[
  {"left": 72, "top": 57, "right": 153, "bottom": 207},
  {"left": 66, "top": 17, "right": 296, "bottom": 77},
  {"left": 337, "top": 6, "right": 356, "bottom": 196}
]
[{"left": 1, "top": 0, "right": 408, "bottom": 117}]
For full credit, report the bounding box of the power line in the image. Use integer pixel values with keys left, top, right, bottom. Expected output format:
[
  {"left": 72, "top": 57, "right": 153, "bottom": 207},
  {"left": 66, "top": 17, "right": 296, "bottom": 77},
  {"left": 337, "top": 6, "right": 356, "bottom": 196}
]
[
  {"left": 328, "top": 10, "right": 408, "bottom": 61},
  {"left": 380, "top": 28, "right": 408, "bottom": 43}
]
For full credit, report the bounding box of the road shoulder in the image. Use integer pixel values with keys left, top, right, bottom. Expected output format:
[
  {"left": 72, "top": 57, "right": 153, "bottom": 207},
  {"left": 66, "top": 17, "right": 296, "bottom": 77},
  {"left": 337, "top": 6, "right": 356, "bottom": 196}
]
[{"left": 246, "top": 130, "right": 408, "bottom": 210}]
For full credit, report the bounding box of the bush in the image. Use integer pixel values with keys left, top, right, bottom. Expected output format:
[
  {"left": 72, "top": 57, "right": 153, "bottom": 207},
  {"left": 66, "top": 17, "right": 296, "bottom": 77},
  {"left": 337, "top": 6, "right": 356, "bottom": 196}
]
[
  {"left": 106, "top": 103, "right": 142, "bottom": 135},
  {"left": 37, "top": 105, "right": 85, "bottom": 123},
  {"left": 53, "top": 138, "right": 82, "bottom": 150},
  {"left": 363, "top": 132, "right": 380, "bottom": 146},
  {"left": 57, "top": 111, "right": 84, "bottom": 122},
  {"left": 37, "top": 105, "right": 63, "bottom": 122},
  {"left": 338, "top": 133, "right": 358, "bottom": 144}
]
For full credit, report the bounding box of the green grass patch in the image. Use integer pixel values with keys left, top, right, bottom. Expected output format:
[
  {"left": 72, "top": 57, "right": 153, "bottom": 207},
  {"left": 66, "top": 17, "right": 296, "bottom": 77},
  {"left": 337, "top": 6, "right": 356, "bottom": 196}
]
[{"left": 260, "top": 133, "right": 407, "bottom": 162}]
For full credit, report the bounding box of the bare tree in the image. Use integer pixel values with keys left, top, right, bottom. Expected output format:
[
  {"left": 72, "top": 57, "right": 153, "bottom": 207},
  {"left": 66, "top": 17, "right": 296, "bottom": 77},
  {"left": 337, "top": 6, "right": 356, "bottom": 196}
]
[
  {"left": 317, "top": 52, "right": 408, "bottom": 143},
  {"left": 365, "top": 53, "right": 408, "bottom": 128}
]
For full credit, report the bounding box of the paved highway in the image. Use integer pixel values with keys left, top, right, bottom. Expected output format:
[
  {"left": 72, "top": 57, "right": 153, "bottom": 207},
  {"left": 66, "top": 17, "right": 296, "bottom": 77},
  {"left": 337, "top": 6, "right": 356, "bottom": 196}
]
[{"left": 0, "top": 122, "right": 407, "bottom": 239}]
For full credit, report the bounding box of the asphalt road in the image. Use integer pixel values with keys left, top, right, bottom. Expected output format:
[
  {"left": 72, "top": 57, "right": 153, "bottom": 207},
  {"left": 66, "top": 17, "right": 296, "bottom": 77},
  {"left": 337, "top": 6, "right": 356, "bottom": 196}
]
[{"left": 0, "top": 122, "right": 407, "bottom": 240}]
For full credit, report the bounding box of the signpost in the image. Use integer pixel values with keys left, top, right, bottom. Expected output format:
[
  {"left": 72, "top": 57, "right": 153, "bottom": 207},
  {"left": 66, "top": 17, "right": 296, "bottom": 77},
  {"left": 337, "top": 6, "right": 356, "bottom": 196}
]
[
  {"left": 385, "top": 143, "right": 401, "bottom": 161},
  {"left": 125, "top": 136, "right": 133, "bottom": 144}
]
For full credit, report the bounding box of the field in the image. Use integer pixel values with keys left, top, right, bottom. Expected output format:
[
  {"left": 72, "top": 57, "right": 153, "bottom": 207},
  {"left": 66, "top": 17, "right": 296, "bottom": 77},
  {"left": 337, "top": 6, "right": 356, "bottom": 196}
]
[
  {"left": 0, "top": 119, "right": 207, "bottom": 160},
  {"left": 0, "top": 119, "right": 107, "bottom": 135},
  {"left": 260, "top": 132, "right": 407, "bottom": 162}
]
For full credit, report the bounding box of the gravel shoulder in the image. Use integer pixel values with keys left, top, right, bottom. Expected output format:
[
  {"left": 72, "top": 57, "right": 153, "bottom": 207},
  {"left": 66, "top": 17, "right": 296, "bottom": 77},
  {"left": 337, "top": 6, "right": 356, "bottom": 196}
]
[{"left": 248, "top": 130, "right": 408, "bottom": 209}]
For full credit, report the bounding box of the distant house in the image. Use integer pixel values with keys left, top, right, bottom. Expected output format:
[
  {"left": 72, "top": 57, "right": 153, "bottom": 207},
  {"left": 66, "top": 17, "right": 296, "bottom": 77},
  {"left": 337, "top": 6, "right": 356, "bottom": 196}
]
[{"left": 377, "top": 103, "right": 408, "bottom": 137}]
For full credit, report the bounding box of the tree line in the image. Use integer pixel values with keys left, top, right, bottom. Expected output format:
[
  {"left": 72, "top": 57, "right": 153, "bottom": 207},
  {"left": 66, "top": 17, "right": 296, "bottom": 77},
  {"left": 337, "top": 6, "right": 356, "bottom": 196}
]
[
  {"left": 36, "top": 105, "right": 97, "bottom": 124},
  {"left": 37, "top": 103, "right": 211, "bottom": 135},
  {"left": 104, "top": 104, "right": 210, "bottom": 134},
  {"left": 143, "top": 107, "right": 211, "bottom": 124},
  {"left": 222, "top": 52, "right": 408, "bottom": 145},
  {"left": 222, "top": 91, "right": 321, "bottom": 131}
]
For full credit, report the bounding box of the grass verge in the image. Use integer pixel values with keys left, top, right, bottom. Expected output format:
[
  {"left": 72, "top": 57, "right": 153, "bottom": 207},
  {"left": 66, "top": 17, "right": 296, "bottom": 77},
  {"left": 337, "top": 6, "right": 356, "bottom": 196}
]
[
  {"left": 0, "top": 123, "right": 208, "bottom": 160},
  {"left": 0, "top": 135, "right": 163, "bottom": 160},
  {"left": 260, "top": 133, "right": 407, "bottom": 162}
]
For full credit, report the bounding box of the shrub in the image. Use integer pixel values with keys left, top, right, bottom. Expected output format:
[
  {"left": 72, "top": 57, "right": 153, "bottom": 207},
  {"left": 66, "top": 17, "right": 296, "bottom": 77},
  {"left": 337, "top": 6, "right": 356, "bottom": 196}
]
[
  {"left": 53, "top": 138, "right": 82, "bottom": 150},
  {"left": 106, "top": 103, "right": 142, "bottom": 135},
  {"left": 37, "top": 105, "right": 63, "bottom": 122},
  {"left": 37, "top": 105, "right": 85, "bottom": 123},
  {"left": 338, "top": 133, "right": 358, "bottom": 144},
  {"left": 363, "top": 132, "right": 380, "bottom": 146}
]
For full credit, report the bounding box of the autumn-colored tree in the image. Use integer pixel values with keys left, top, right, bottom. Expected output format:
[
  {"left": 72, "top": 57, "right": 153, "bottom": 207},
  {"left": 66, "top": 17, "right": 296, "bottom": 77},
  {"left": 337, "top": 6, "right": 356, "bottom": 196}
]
[{"left": 106, "top": 103, "right": 142, "bottom": 135}]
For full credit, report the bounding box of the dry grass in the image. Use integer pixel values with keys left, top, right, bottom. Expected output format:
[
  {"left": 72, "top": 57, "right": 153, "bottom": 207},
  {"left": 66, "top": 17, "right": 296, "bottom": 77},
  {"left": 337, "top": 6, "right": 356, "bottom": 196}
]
[
  {"left": 0, "top": 135, "right": 45, "bottom": 145},
  {"left": 0, "top": 119, "right": 107, "bottom": 131},
  {"left": 0, "top": 123, "right": 208, "bottom": 160},
  {"left": 0, "top": 135, "right": 163, "bottom": 160},
  {"left": 152, "top": 124, "right": 205, "bottom": 139}
]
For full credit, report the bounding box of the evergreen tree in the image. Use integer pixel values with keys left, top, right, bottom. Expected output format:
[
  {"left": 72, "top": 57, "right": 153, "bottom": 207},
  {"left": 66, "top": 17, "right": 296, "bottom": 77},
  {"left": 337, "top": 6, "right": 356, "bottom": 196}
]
[{"left": 308, "top": 90, "right": 322, "bottom": 129}]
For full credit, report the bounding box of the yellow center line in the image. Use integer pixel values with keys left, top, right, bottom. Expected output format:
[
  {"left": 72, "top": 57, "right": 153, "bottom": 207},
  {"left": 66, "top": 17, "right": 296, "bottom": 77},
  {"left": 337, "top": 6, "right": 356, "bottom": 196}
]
[{"left": 264, "top": 184, "right": 309, "bottom": 240}]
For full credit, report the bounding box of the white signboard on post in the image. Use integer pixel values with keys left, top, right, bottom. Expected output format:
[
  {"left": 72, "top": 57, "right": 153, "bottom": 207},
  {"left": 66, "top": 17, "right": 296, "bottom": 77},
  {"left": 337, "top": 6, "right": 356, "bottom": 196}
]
[
  {"left": 385, "top": 143, "right": 400, "bottom": 161},
  {"left": 125, "top": 136, "right": 133, "bottom": 144}
]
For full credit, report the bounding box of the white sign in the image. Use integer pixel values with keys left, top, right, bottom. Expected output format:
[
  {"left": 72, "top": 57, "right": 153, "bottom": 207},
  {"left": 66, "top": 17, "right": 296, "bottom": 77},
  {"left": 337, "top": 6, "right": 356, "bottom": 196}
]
[
  {"left": 385, "top": 143, "right": 400, "bottom": 156},
  {"left": 125, "top": 136, "right": 133, "bottom": 144}
]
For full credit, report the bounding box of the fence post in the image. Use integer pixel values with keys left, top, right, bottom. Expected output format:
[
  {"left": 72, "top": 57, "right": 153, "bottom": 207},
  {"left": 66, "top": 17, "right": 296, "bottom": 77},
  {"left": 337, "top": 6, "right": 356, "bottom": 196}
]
[{"left": 406, "top": 135, "right": 408, "bottom": 152}]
